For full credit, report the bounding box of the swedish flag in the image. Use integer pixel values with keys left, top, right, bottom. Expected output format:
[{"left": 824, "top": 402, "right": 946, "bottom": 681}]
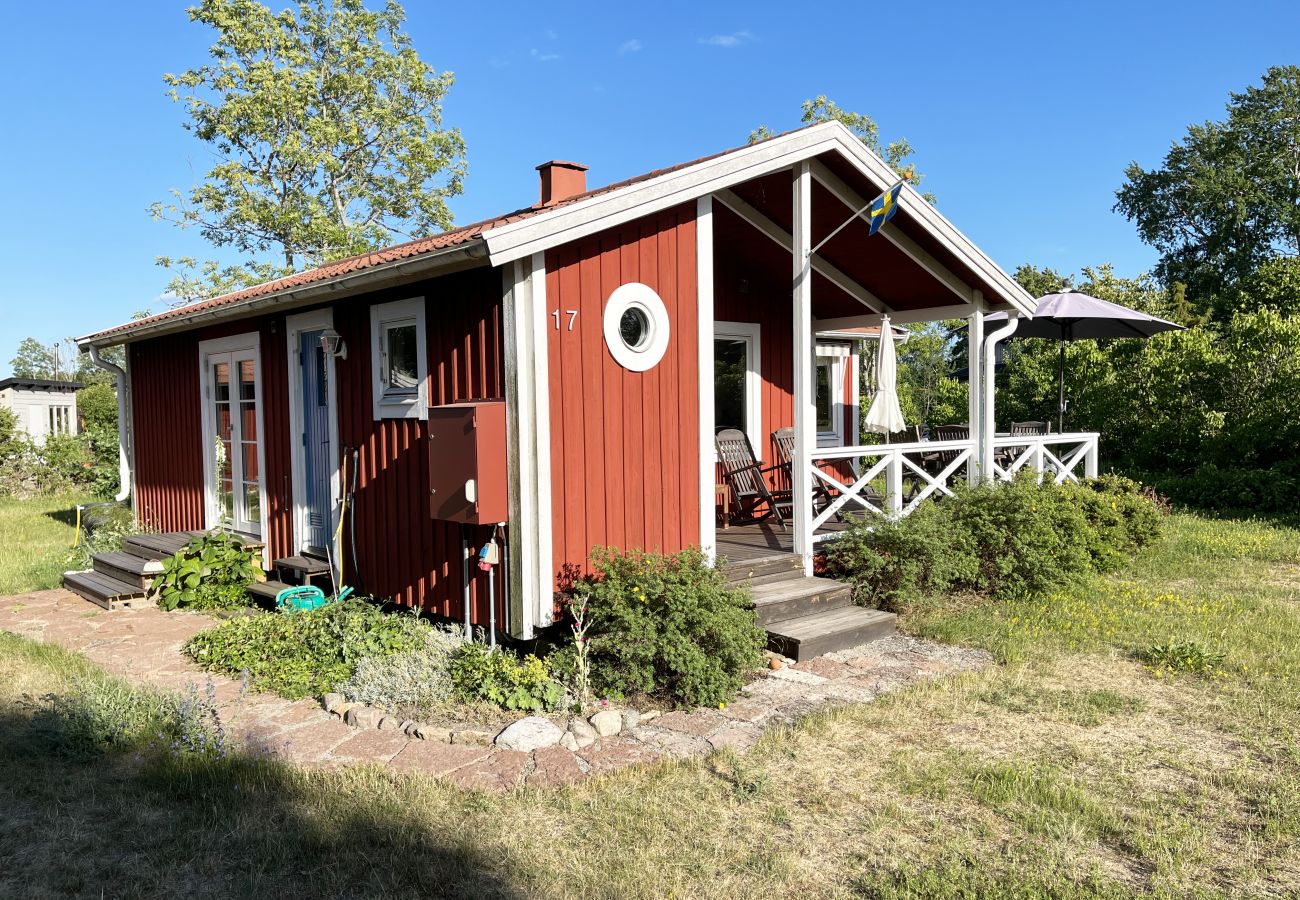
[{"left": 867, "top": 182, "right": 904, "bottom": 236}]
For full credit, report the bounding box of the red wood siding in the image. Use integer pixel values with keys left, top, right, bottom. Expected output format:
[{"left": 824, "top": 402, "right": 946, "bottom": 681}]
[
  {"left": 545, "top": 204, "right": 700, "bottom": 584},
  {"left": 332, "top": 267, "right": 504, "bottom": 622}
]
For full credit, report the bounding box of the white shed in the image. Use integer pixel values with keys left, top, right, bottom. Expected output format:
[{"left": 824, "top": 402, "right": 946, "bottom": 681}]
[{"left": 0, "top": 378, "right": 81, "bottom": 445}]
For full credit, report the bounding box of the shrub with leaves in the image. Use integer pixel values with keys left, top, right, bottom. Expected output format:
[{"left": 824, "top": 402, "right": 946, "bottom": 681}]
[
  {"left": 183, "top": 599, "right": 434, "bottom": 699},
  {"left": 827, "top": 475, "right": 1166, "bottom": 608},
  {"left": 340, "top": 627, "right": 462, "bottom": 713},
  {"left": 153, "top": 532, "right": 261, "bottom": 611},
  {"left": 1142, "top": 640, "right": 1226, "bottom": 678},
  {"left": 448, "top": 642, "right": 563, "bottom": 714},
  {"left": 568, "top": 547, "right": 766, "bottom": 709}
]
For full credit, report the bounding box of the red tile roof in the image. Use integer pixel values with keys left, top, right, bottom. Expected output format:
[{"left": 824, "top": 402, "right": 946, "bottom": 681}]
[{"left": 82, "top": 128, "right": 811, "bottom": 346}]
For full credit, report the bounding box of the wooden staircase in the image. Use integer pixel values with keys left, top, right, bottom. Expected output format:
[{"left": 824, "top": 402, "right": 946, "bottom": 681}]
[
  {"left": 721, "top": 553, "right": 895, "bottom": 662},
  {"left": 63, "top": 531, "right": 265, "bottom": 610}
]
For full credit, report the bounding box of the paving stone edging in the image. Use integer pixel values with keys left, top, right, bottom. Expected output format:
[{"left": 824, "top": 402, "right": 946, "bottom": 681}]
[{"left": 1, "top": 589, "right": 993, "bottom": 790}]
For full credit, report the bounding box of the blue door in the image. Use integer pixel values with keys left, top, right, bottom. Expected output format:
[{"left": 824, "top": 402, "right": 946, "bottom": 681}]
[{"left": 300, "top": 331, "right": 332, "bottom": 554}]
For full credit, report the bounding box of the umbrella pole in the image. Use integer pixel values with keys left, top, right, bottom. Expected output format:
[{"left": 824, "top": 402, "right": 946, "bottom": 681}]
[{"left": 1057, "top": 340, "right": 1066, "bottom": 433}]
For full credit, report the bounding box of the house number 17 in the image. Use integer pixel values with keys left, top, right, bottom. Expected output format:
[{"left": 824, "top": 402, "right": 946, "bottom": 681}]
[{"left": 552, "top": 309, "right": 578, "bottom": 331}]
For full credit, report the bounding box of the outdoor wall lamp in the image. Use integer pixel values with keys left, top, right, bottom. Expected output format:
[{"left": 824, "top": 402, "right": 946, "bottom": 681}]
[{"left": 319, "top": 328, "right": 347, "bottom": 360}]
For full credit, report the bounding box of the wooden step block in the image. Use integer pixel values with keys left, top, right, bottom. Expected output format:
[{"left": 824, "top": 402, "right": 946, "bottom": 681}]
[
  {"left": 750, "top": 576, "right": 853, "bottom": 627},
  {"left": 720, "top": 553, "right": 804, "bottom": 584},
  {"left": 91, "top": 551, "right": 164, "bottom": 590},
  {"left": 247, "top": 579, "right": 293, "bottom": 608},
  {"left": 63, "top": 570, "right": 152, "bottom": 610},
  {"left": 766, "top": 607, "right": 896, "bottom": 662}
]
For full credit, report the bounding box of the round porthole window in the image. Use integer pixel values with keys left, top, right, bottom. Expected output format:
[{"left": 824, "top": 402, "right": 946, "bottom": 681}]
[{"left": 603, "top": 282, "right": 670, "bottom": 371}]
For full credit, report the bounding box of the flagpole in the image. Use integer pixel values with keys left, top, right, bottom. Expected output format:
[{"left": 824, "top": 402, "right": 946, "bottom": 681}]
[{"left": 809, "top": 179, "right": 905, "bottom": 258}]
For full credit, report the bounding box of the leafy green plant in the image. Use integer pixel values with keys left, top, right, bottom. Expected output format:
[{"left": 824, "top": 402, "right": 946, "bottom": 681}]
[
  {"left": 153, "top": 532, "right": 261, "bottom": 611},
  {"left": 183, "top": 599, "right": 434, "bottom": 699},
  {"left": 1142, "top": 640, "right": 1226, "bottom": 678},
  {"left": 568, "top": 547, "right": 765, "bottom": 709},
  {"left": 827, "top": 475, "right": 1166, "bottom": 609},
  {"left": 448, "top": 641, "right": 563, "bottom": 714}
]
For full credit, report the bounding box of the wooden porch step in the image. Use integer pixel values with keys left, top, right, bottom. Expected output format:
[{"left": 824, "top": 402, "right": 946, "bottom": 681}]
[
  {"left": 750, "top": 576, "right": 853, "bottom": 627},
  {"left": 63, "top": 570, "right": 152, "bottom": 610},
  {"left": 766, "top": 607, "right": 897, "bottom": 662},
  {"left": 91, "top": 551, "right": 164, "bottom": 590},
  {"left": 273, "top": 555, "right": 332, "bottom": 589},
  {"left": 247, "top": 579, "right": 292, "bottom": 608},
  {"left": 720, "top": 553, "right": 805, "bottom": 585},
  {"left": 123, "top": 531, "right": 265, "bottom": 561}
]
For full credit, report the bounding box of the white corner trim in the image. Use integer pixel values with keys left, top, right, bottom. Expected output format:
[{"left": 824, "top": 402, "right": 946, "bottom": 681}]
[
  {"left": 369, "top": 297, "right": 429, "bottom": 420},
  {"left": 603, "top": 283, "right": 671, "bottom": 372},
  {"left": 714, "top": 320, "right": 763, "bottom": 461},
  {"left": 503, "top": 262, "right": 535, "bottom": 639},
  {"left": 697, "top": 195, "right": 716, "bottom": 562},
  {"left": 529, "top": 251, "right": 555, "bottom": 628},
  {"left": 285, "top": 308, "right": 341, "bottom": 556}
]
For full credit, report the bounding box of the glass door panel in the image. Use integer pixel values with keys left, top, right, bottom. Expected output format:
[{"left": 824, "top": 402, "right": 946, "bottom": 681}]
[{"left": 207, "top": 349, "right": 263, "bottom": 536}]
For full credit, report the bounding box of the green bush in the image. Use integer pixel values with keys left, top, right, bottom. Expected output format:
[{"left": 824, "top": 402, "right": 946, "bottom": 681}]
[
  {"left": 568, "top": 547, "right": 766, "bottom": 709},
  {"left": 827, "top": 475, "right": 1166, "bottom": 608},
  {"left": 448, "top": 642, "right": 564, "bottom": 713},
  {"left": 183, "top": 599, "right": 434, "bottom": 699},
  {"left": 1145, "top": 464, "right": 1300, "bottom": 514},
  {"left": 153, "top": 532, "right": 261, "bottom": 611},
  {"left": 340, "top": 627, "right": 462, "bottom": 713},
  {"left": 1142, "top": 640, "right": 1226, "bottom": 678}
]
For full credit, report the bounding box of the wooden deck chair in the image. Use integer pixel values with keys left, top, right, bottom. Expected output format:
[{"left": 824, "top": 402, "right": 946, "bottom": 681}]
[
  {"left": 928, "top": 424, "right": 971, "bottom": 479},
  {"left": 1010, "top": 420, "right": 1050, "bottom": 436},
  {"left": 715, "top": 428, "right": 791, "bottom": 527},
  {"left": 771, "top": 428, "right": 853, "bottom": 520}
]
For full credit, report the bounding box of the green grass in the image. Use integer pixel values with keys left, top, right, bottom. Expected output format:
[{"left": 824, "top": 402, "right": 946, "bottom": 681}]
[
  {"left": 0, "top": 510, "right": 1298, "bottom": 897},
  {"left": 0, "top": 493, "right": 92, "bottom": 594}
]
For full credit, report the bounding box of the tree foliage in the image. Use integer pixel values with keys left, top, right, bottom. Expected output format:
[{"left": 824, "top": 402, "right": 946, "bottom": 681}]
[
  {"left": 153, "top": 0, "right": 466, "bottom": 301},
  {"left": 1115, "top": 65, "right": 1300, "bottom": 313},
  {"left": 750, "top": 95, "right": 929, "bottom": 197}
]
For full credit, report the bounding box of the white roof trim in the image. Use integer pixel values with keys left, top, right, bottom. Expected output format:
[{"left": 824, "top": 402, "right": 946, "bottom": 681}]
[{"left": 483, "top": 121, "right": 1035, "bottom": 315}]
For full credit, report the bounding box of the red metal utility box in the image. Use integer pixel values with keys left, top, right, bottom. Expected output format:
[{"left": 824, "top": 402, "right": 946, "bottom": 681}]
[{"left": 427, "top": 401, "right": 508, "bottom": 524}]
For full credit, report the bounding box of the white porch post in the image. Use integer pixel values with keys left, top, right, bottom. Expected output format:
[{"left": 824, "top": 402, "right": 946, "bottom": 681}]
[
  {"left": 983, "top": 309, "right": 1020, "bottom": 484},
  {"left": 966, "top": 306, "right": 985, "bottom": 484},
  {"left": 696, "top": 195, "right": 716, "bottom": 562},
  {"left": 791, "top": 162, "right": 815, "bottom": 574}
]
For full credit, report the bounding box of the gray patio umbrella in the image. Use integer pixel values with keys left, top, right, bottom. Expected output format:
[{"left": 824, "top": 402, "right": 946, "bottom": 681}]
[{"left": 986, "top": 289, "right": 1184, "bottom": 432}]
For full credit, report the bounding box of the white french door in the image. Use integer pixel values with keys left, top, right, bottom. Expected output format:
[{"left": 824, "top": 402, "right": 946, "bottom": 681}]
[{"left": 200, "top": 335, "right": 266, "bottom": 537}]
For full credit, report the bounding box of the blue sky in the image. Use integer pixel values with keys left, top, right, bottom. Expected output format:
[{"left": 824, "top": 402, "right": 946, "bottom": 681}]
[{"left": 1, "top": 0, "right": 1297, "bottom": 374}]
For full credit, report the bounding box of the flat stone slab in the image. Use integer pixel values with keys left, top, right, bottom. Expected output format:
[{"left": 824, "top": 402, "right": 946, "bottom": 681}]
[
  {"left": 330, "top": 728, "right": 412, "bottom": 763},
  {"left": 528, "top": 747, "right": 588, "bottom": 788},
  {"left": 447, "top": 750, "right": 530, "bottom": 792},
  {"left": 388, "top": 741, "right": 491, "bottom": 777}
]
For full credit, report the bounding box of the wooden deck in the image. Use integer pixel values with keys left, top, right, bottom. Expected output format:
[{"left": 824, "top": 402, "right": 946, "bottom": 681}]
[{"left": 715, "top": 519, "right": 851, "bottom": 562}]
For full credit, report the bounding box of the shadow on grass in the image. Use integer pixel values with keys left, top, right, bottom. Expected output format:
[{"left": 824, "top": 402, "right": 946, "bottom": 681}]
[{"left": 0, "top": 702, "right": 526, "bottom": 899}]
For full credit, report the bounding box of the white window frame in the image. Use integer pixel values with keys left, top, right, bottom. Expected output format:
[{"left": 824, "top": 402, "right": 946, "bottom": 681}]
[
  {"left": 286, "top": 308, "right": 342, "bottom": 556},
  {"left": 815, "top": 343, "right": 849, "bottom": 448},
  {"left": 197, "top": 333, "right": 269, "bottom": 541},
  {"left": 370, "top": 297, "right": 428, "bottom": 420},
  {"left": 714, "top": 320, "right": 763, "bottom": 459},
  {"left": 603, "top": 282, "right": 671, "bottom": 372}
]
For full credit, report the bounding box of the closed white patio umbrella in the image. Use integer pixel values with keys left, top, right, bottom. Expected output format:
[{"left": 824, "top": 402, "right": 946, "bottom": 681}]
[{"left": 863, "top": 316, "right": 906, "bottom": 435}]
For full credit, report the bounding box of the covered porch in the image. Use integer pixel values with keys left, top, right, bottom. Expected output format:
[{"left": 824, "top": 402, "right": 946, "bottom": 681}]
[{"left": 699, "top": 149, "right": 1091, "bottom": 570}]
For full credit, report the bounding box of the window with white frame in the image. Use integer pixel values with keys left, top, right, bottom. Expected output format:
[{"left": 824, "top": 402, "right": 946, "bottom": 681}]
[
  {"left": 815, "top": 344, "right": 849, "bottom": 447},
  {"left": 370, "top": 297, "right": 428, "bottom": 420},
  {"left": 713, "top": 321, "right": 762, "bottom": 458},
  {"left": 47, "top": 405, "right": 71, "bottom": 437}
]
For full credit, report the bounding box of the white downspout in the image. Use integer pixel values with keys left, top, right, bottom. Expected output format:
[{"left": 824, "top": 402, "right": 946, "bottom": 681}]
[
  {"left": 88, "top": 345, "right": 132, "bottom": 502},
  {"left": 982, "top": 314, "right": 1020, "bottom": 482}
]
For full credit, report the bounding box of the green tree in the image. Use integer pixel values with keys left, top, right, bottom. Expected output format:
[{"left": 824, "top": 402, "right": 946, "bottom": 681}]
[
  {"left": 1115, "top": 65, "right": 1300, "bottom": 314},
  {"left": 894, "top": 323, "right": 966, "bottom": 428},
  {"left": 750, "top": 95, "right": 929, "bottom": 197},
  {"left": 10, "top": 338, "right": 55, "bottom": 379},
  {"left": 153, "top": 0, "right": 466, "bottom": 301}
]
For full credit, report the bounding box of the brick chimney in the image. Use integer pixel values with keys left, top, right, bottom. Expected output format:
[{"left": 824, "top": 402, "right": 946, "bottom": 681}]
[{"left": 536, "top": 160, "right": 588, "bottom": 206}]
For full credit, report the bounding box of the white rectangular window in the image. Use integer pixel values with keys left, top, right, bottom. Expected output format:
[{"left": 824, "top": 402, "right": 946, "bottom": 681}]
[
  {"left": 199, "top": 334, "right": 265, "bottom": 537},
  {"left": 714, "top": 321, "right": 762, "bottom": 459},
  {"left": 370, "top": 297, "right": 428, "bottom": 420},
  {"left": 48, "top": 405, "right": 71, "bottom": 436},
  {"left": 815, "top": 344, "right": 849, "bottom": 448}
]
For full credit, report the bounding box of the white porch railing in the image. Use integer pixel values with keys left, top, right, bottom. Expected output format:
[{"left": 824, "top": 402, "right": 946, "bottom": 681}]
[{"left": 807, "top": 432, "right": 1100, "bottom": 544}]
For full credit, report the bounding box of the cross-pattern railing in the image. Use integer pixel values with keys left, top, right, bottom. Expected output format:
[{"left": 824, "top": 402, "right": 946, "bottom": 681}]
[{"left": 807, "top": 433, "right": 1100, "bottom": 544}]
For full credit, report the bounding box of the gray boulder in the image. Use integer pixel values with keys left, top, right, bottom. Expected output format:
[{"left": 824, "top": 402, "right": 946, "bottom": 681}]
[{"left": 495, "top": 716, "right": 565, "bottom": 752}]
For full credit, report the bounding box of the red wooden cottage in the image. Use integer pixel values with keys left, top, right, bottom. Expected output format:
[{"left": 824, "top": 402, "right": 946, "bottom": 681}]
[{"left": 74, "top": 122, "right": 1039, "bottom": 655}]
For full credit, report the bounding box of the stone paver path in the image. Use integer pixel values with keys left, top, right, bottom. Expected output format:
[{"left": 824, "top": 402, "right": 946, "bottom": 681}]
[{"left": 1, "top": 588, "right": 992, "bottom": 790}]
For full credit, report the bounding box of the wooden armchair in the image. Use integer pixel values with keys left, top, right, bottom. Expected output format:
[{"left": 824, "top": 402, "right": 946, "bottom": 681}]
[
  {"left": 771, "top": 428, "right": 852, "bottom": 520},
  {"left": 715, "top": 428, "right": 791, "bottom": 528}
]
